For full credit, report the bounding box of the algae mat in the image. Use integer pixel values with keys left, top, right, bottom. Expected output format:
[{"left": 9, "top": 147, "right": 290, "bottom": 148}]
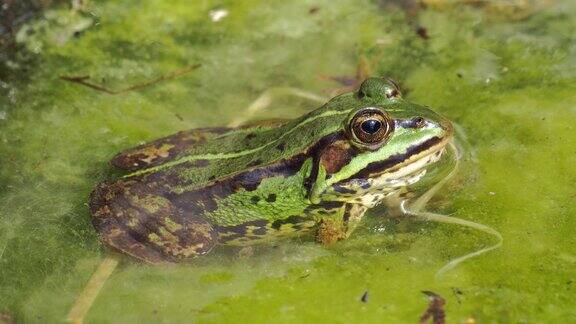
[{"left": 1, "top": 0, "right": 575, "bottom": 322}]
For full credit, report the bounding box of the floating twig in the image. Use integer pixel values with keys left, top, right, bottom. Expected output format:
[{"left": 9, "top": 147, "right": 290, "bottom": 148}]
[
  {"left": 67, "top": 255, "right": 120, "bottom": 324},
  {"left": 60, "top": 64, "right": 201, "bottom": 95},
  {"left": 0, "top": 312, "right": 14, "bottom": 324}
]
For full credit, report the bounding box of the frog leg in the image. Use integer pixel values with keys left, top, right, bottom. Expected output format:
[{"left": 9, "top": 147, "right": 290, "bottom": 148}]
[
  {"left": 90, "top": 180, "right": 217, "bottom": 264},
  {"left": 316, "top": 204, "right": 368, "bottom": 245},
  {"left": 93, "top": 215, "right": 169, "bottom": 265}
]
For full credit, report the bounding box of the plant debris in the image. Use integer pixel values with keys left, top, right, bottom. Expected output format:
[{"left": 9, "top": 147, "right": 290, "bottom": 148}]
[
  {"left": 360, "top": 291, "right": 369, "bottom": 303},
  {"left": 419, "top": 291, "right": 445, "bottom": 324},
  {"left": 0, "top": 312, "right": 14, "bottom": 324},
  {"left": 60, "top": 64, "right": 201, "bottom": 95},
  {"left": 416, "top": 26, "right": 429, "bottom": 39}
]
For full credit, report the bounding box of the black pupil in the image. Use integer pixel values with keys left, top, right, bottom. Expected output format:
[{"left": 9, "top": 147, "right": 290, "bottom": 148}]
[{"left": 361, "top": 119, "right": 382, "bottom": 134}]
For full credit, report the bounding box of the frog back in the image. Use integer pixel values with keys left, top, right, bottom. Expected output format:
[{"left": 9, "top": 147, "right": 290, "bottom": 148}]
[{"left": 114, "top": 96, "right": 356, "bottom": 191}]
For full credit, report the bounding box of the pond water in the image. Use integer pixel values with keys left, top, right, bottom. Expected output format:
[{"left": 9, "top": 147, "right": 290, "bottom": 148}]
[{"left": 1, "top": 0, "right": 575, "bottom": 322}]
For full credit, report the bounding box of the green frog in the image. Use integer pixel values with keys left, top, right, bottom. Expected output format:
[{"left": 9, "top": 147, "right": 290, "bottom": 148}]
[{"left": 89, "top": 77, "right": 454, "bottom": 264}]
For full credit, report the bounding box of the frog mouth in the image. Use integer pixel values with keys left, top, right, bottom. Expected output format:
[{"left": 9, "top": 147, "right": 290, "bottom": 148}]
[
  {"left": 331, "top": 144, "right": 450, "bottom": 208},
  {"left": 380, "top": 145, "right": 447, "bottom": 186},
  {"left": 362, "top": 142, "right": 449, "bottom": 191},
  {"left": 380, "top": 119, "right": 454, "bottom": 178},
  {"left": 350, "top": 134, "right": 452, "bottom": 181},
  {"left": 388, "top": 138, "right": 449, "bottom": 175},
  {"left": 332, "top": 136, "right": 451, "bottom": 198}
]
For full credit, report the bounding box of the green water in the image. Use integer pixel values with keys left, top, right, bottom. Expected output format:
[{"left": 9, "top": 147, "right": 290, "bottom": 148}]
[{"left": 1, "top": 1, "right": 575, "bottom": 322}]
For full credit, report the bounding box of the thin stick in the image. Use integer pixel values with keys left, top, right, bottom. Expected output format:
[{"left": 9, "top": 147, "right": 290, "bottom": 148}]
[
  {"left": 60, "top": 64, "right": 201, "bottom": 95},
  {"left": 402, "top": 141, "right": 503, "bottom": 279},
  {"left": 227, "top": 87, "right": 327, "bottom": 127},
  {"left": 62, "top": 65, "right": 200, "bottom": 324},
  {"left": 409, "top": 141, "right": 461, "bottom": 213},
  {"left": 410, "top": 210, "right": 503, "bottom": 280},
  {"left": 66, "top": 255, "right": 120, "bottom": 324}
]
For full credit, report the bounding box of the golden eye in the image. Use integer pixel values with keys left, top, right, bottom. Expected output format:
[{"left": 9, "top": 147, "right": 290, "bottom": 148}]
[{"left": 349, "top": 108, "right": 394, "bottom": 147}]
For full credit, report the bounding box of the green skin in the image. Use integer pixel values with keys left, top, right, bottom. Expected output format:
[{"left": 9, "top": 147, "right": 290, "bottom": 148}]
[{"left": 89, "top": 78, "right": 454, "bottom": 264}]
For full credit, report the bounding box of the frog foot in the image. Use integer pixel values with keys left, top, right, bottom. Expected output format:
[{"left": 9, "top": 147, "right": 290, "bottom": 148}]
[{"left": 316, "top": 218, "right": 348, "bottom": 245}]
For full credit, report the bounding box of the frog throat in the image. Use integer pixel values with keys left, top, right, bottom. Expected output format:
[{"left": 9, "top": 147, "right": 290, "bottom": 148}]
[
  {"left": 308, "top": 132, "right": 450, "bottom": 205},
  {"left": 316, "top": 146, "right": 447, "bottom": 207}
]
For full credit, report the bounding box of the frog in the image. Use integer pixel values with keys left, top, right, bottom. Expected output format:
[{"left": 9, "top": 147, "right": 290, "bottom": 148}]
[{"left": 89, "top": 77, "right": 454, "bottom": 264}]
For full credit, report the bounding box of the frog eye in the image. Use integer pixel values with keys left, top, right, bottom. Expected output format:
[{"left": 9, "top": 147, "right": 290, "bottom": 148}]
[
  {"left": 384, "top": 78, "right": 401, "bottom": 99},
  {"left": 357, "top": 77, "right": 402, "bottom": 100},
  {"left": 349, "top": 107, "right": 394, "bottom": 148}
]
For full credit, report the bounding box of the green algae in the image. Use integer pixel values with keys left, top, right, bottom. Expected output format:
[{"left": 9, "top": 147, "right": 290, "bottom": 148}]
[{"left": 1, "top": 0, "right": 576, "bottom": 322}]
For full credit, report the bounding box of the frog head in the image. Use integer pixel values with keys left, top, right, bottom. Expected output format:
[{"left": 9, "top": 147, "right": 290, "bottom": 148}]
[{"left": 308, "top": 77, "right": 454, "bottom": 206}]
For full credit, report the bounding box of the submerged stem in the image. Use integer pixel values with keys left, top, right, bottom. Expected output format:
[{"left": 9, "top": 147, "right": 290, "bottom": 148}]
[
  {"left": 410, "top": 141, "right": 461, "bottom": 213},
  {"left": 228, "top": 87, "right": 327, "bottom": 127},
  {"left": 404, "top": 141, "right": 503, "bottom": 279},
  {"left": 409, "top": 210, "right": 503, "bottom": 280},
  {"left": 67, "top": 255, "right": 119, "bottom": 324}
]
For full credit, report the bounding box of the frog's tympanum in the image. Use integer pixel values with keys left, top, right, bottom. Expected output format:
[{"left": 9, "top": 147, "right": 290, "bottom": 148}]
[{"left": 90, "top": 78, "right": 454, "bottom": 264}]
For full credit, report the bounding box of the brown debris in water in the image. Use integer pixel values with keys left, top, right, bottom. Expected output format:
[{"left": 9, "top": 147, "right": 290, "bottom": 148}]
[
  {"left": 360, "top": 291, "right": 369, "bottom": 303},
  {"left": 419, "top": 291, "right": 446, "bottom": 324},
  {"left": 421, "top": 0, "right": 554, "bottom": 20},
  {"left": 0, "top": 312, "right": 15, "bottom": 324},
  {"left": 308, "top": 6, "right": 320, "bottom": 15},
  {"left": 416, "top": 26, "right": 429, "bottom": 39}
]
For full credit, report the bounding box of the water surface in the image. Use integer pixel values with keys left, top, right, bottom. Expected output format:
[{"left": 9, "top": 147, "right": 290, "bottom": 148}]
[{"left": 1, "top": 0, "right": 575, "bottom": 322}]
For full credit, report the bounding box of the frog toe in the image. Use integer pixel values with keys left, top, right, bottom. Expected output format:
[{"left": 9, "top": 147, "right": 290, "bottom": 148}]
[{"left": 95, "top": 216, "right": 172, "bottom": 265}]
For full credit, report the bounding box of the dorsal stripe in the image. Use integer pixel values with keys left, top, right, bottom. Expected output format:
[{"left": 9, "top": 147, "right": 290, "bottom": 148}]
[{"left": 127, "top": 108, "right": 353, "bottom": 177}]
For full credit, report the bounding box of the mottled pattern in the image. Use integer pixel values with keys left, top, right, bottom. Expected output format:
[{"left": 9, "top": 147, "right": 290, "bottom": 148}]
[
  {"left": 215, "top": 216, "right": 317, "bottom": 246},
  {"left": 316, "top": 204, "right": 367, "bottom": 245},
  {"left": 90, "top": 179, "right": 217, "bottom": 264},
  {"left": 111, "top": 127, "right": 231, "bottom": 171},
  {"left": 319, "top": 139, "right": 358, "bottom": 174},
  {"left": 320, "top": 144, "right": 447, "bottom": 207},
  {"left": 89, "top": 78, "right": 454, "bottom": 264}
]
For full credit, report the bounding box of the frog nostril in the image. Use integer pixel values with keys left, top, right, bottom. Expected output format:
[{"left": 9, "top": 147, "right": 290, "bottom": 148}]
[{"left": 411, "top": 117, "right": 425, "bottom": 128}]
